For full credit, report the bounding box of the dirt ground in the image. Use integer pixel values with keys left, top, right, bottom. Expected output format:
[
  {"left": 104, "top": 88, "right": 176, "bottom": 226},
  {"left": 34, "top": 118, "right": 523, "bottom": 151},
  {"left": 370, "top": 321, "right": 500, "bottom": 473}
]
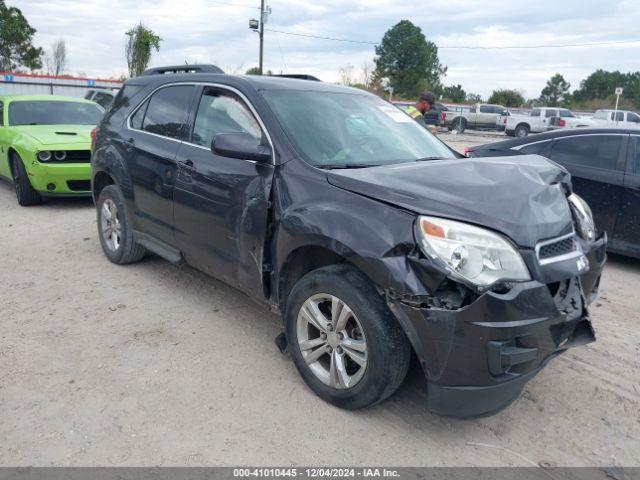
[{"left": 0, "top": 134, "right": 639, "bottom": 466}]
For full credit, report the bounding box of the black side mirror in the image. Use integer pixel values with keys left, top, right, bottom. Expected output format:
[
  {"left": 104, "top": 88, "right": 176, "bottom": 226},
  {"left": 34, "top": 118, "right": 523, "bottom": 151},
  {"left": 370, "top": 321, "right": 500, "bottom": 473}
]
[{"left": 212, "top": 132, "right": 272, "bottom": 163}]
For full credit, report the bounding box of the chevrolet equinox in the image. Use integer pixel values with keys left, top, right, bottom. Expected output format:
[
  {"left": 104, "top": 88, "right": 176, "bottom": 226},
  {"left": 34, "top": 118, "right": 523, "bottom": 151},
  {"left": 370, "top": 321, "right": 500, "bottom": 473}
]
[{"left": 91, "top": 65, "right": 606, "bottom": 417}]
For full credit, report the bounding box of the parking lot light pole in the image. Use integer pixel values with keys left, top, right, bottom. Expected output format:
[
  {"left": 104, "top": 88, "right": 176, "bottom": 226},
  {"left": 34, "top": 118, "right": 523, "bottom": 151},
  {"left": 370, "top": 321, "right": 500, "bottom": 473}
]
[{"left": 259, "top": 0, "right": 265, "bottom": 74}]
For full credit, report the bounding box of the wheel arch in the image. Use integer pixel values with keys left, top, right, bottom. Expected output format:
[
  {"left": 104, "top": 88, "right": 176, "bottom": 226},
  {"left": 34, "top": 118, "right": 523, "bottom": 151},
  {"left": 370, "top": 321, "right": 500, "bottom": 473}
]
[
  {"left": 92, "top": 169, "right": 116, "bottom": 203},
  {"left": 276, "top": 242, "right": 373, "bottom": 315}
]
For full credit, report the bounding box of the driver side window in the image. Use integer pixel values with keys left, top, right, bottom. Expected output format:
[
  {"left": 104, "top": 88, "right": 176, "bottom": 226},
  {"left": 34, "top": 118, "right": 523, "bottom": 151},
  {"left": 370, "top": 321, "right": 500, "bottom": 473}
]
[{"left": 191, "top": 88, "right": 264, "bottom": 148}]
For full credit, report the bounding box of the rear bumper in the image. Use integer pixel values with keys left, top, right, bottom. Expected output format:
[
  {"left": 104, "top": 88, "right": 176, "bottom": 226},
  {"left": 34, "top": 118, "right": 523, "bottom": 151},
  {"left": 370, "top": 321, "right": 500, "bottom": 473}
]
[
  {"left": 388, "top": 232, "right": 606, "bottom": 418},
  {"left": 27, "top": 161, "right": 92, "bottom": 195}
]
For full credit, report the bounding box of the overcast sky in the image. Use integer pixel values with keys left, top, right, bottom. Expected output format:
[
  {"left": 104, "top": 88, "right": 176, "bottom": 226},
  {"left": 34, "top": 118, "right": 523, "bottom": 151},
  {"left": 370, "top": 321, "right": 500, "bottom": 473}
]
[{"left": 14, "top": 0, "right": 640, "bottom": 99}]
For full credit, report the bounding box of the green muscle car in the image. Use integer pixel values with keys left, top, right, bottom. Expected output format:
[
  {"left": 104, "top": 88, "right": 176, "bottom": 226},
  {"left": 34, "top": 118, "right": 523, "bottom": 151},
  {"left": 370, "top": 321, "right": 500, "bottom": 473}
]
[{"left": 0, "top": 95, "right": 104, "bottom": 205}]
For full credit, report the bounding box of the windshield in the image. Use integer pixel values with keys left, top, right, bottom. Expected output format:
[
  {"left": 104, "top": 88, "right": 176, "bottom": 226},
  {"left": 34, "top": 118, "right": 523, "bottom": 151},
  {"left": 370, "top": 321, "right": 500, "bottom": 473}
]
[
  {"left": 262, "top": 90, "right": 455, "bottom": 167},
  {"left": 9, "top": 101, "right": 104, "bottom": 126}
]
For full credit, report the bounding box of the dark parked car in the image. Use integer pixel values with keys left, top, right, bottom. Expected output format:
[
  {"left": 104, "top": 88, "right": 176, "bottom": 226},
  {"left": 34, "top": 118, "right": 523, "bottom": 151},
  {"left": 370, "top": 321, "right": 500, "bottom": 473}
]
[
  {"left": 91, "top": 66, "right": 606, "bottom": 417},
  {"left": 467, "top": 128, "right": 639, "bottom": 258}
]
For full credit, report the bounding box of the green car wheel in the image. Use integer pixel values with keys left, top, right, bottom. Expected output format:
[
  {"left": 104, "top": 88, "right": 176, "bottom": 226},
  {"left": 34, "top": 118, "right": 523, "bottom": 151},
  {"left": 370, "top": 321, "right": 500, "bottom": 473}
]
[{"left": 11, "top": 154, "right": 42, "bottom": 206}]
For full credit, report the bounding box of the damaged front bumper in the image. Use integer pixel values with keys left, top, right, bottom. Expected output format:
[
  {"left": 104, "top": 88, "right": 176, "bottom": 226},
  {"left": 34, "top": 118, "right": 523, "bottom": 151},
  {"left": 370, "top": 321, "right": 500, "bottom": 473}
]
[{"left": 387, "top": 231, "right": 607, "bottom": 418}]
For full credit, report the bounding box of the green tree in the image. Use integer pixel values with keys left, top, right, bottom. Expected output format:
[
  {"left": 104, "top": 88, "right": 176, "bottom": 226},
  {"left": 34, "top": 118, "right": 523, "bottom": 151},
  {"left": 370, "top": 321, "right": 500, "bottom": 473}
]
[
  {"left": 539, "top": 73, "right": 571, "bottom": 106},
  {"left": 571, "top": 69, "right": 640, "bottom": 108},
  {"left": 488, "top": 89, "right": 525, "bottom": 107},
  {"left": 125, "top": 23, "right": 162, "bottom": 77},
  {"left": 465, "top": 92, "right": 483, "bottom": 103},
  {"left": 374, "top": 20, "right": 446, "bottom": 98},
  {"left": 0, "top": 1, "right": 43, "bottom": 71},
  {"left": 441, "top": 84, "right": 466, "bottom": 103},
  {"left": 245, "top": 66, "right": 261, "bottom": 75}
]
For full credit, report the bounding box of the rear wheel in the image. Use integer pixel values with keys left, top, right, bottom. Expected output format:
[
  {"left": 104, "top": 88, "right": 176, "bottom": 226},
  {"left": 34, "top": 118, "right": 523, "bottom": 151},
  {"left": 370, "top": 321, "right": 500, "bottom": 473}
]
[
  {"left": 96, "top": 185, "right": 146, "bottom": 264},
  {"left": 451, "top": 118, "right": 466, "bottom": 134},
  {"left": 10, "top": 154, "right": 41, "bottom": 206},
  {"left": 515, "top": 124, "right": 530, "bottom": 137},
  {"left": 285, "top": 265, "right": 411, "bottom": 409}
]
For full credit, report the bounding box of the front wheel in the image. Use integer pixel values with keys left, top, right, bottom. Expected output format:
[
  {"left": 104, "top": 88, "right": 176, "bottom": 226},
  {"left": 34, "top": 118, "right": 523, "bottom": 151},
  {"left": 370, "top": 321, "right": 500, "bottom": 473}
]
[
  {"left": 285, "top": 265, "right": 411, "bottom": 409},
  {"left": 11, "top": 155, "right": 41, "bottom": 206}
]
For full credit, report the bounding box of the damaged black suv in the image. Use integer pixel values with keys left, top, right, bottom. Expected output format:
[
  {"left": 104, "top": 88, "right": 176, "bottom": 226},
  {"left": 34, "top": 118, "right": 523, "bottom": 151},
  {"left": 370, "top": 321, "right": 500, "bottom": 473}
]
[{"left": 91, "top": 65, "right": 606, "bottom": 417}]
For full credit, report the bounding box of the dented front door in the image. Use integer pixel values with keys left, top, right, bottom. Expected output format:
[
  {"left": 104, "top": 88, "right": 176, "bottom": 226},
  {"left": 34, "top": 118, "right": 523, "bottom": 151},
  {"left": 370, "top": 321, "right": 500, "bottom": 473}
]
[{"left": 172, "top": 86, "right": 274, "bottom": 299}]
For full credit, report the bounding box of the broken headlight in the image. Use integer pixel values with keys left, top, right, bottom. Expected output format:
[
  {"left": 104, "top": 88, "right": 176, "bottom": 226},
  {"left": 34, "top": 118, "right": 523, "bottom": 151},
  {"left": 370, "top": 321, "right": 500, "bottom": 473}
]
[
  {"left": 568, "top": 194, "right": 595, "bottom": 241},
  {"left": 417, "top": 216, "right": 531, "bottom": 287}
]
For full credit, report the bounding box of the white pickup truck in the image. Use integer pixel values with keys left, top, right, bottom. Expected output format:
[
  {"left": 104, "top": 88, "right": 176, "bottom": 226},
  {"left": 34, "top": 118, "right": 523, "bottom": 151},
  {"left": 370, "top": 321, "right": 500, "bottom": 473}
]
[
  {"left": 548, "top": 109, "right": 640, "bottom": 130},
  {"left": 586, "top": 109, "right": 640, "bottom": 128},
  {"left": 505, "top": 107, "right": 583, "bottom": 137}
]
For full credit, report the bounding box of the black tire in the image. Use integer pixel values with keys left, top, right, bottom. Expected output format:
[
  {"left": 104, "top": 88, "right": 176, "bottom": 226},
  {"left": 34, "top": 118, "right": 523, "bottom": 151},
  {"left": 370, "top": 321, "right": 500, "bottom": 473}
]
[
  {"left": 285, "top": 264, "right": 411, "bottom": 409},
  {"left": 96, "top": 185, "right": 146, "bottom": 264},
  {"left": 515, "top": 124, "right": 530, "bottom": 137},
  {"left": 451, "top": 118, "right": 466, "bottom": 134},
  {"left": 10, "top": 154, "right": 42, "bottom": 206}
]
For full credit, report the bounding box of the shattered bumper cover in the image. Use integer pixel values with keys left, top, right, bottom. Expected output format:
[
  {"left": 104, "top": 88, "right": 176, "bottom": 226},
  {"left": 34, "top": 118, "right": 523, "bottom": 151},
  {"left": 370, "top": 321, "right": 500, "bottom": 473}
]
[{"left": 388, "top": 232, "right": 606, "bottom": 418}]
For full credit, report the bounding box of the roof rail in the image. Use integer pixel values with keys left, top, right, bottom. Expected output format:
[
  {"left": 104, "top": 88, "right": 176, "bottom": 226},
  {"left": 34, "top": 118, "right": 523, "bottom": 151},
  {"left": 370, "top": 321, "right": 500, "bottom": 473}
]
[
  {"left": 271, "top": 74, "right": 321, "bottom": 82},
  {"left": 142, "top": 65, "right": 225, "bottom": 76}
]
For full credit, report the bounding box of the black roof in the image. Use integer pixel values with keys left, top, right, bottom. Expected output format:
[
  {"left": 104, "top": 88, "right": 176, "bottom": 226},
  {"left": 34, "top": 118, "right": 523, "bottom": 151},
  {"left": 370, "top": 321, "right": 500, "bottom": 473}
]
[{"left": 471, "top": 127, "right": 640, "bottom": 151}]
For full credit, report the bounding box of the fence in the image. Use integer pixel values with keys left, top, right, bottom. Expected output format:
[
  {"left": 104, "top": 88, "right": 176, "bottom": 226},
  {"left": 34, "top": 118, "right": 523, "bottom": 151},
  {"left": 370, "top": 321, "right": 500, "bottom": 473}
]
[{"left": 0, "top": 72, "right": 122, "bottom": 98}]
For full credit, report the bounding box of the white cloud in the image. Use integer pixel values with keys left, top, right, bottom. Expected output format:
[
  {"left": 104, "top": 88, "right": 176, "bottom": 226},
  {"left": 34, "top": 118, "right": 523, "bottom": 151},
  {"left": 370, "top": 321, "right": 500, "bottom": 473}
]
[{"left": 13, "top": 0, "right": 640, "bottom": 98}]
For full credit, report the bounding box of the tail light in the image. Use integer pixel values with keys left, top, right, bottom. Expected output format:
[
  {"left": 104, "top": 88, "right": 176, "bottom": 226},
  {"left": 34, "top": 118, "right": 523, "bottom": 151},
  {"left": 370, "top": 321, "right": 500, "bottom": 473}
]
[
  {"left": 503, "top": 118, "right": 507, "bottom": 124},
  {"left": 442, "top": 112, "right": 447, "bottom": 121},
  {"left": 90, "top": 127, "right": 98, "bottom": 150},
  {"left": 463, "top": 147, "right": 472, "bottom": 157},
  {"left": 559, "top": 119, "right": 566, "bottom": 127}
]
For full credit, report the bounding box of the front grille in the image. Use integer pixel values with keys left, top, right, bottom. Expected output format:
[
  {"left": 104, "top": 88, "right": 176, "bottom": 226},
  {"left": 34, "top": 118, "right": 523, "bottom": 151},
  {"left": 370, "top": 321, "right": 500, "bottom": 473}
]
[
  {"left": 49, "top": 150, "right": 91, "bottom": 163},
  {"left": 67, "top": 180, "right": 91, "bottom": 191},
  {"left": 538, "top": 236, "right": 576, "bottom": 260}
]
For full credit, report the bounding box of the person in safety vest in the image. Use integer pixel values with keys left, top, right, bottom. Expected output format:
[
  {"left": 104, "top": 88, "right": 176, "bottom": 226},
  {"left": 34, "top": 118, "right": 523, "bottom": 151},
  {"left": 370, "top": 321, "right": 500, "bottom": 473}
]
[{"left": 406, "top": 91, "right": 437, "bottom": 133}]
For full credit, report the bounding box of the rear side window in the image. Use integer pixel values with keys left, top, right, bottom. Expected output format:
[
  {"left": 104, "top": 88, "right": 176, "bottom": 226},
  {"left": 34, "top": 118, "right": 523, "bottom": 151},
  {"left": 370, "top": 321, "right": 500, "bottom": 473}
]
[
  {"left": 479, "top": 105, "right": 492, "bottom": 113},
  {"left": 191, "top": 88, "right": 264, "bottom": 147},
  {"left": 628, "top": 112, "right": 640, "bottom": 123},
  {"left": 518, "top": 140, "right": 551, "bottom": 156},
  {"left": 530, "top": 109, "right": 541, "bottom": 117},
  {"left": 130, "top": 99, "right": 148, "bottom": 130},
  {"left": 545, "top": 110, "right": 556, "bottom": 118},
  {"left": 613, "top": 111, "right": 624, "bottom": 122},
  {"left": 551, "top": 135, "right": 623, "bottom": 171},
  {"left": 139, "top": 85, "right": 195, "bottom": 140}
]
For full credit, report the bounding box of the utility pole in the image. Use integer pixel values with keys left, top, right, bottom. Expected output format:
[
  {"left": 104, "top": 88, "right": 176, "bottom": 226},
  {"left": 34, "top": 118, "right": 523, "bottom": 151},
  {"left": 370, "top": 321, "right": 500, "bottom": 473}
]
[{"left": 259, "top": 0, "right": 265, "bottom": 74}]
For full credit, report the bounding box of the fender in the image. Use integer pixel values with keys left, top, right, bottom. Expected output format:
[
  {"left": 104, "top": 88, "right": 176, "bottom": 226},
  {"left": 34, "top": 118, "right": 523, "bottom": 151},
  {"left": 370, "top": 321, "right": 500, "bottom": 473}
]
[{"left": 272, "top": 182, "right": 434, "bottom": 301}]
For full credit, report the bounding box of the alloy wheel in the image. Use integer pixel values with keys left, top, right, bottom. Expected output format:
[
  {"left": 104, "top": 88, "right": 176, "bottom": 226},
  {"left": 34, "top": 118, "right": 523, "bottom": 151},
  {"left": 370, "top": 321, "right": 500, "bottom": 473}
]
[
  {"left": 100, "top": 198, "right": 122, "bottom": 252},
  {"left": 296, "top": 294, "right": 368, "bottom": 389}
]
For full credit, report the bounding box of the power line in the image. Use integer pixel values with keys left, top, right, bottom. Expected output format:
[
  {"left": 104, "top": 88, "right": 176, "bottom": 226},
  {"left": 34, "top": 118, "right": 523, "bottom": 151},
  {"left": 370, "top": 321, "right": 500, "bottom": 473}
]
[
  {"left": 209, "top": 1, "right": 260, "bottom": 9},
  {"left": 440, "top": 39, "right": 640, "bottom": 50},
  {"left": 265, "top": 29, "right": 377, "bottom": 45},
  {"left": 265, "top": 28, "right": 640, "bottom": 50}
]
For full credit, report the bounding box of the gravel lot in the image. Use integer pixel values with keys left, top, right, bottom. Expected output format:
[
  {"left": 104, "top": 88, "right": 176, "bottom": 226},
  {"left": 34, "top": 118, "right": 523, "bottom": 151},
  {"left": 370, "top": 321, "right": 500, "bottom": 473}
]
[{"left": 1, "top": 133, "right": 639, "bottom": 466}]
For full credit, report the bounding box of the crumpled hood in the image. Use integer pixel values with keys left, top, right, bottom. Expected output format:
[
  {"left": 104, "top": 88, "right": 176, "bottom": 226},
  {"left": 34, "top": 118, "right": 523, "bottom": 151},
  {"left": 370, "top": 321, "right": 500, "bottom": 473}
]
[
  {"left": 327, "top": 155, "right": 574, "bottom": 248},
  {"left": 14, "top": 125, "right": 93, "bottom": 146}
]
